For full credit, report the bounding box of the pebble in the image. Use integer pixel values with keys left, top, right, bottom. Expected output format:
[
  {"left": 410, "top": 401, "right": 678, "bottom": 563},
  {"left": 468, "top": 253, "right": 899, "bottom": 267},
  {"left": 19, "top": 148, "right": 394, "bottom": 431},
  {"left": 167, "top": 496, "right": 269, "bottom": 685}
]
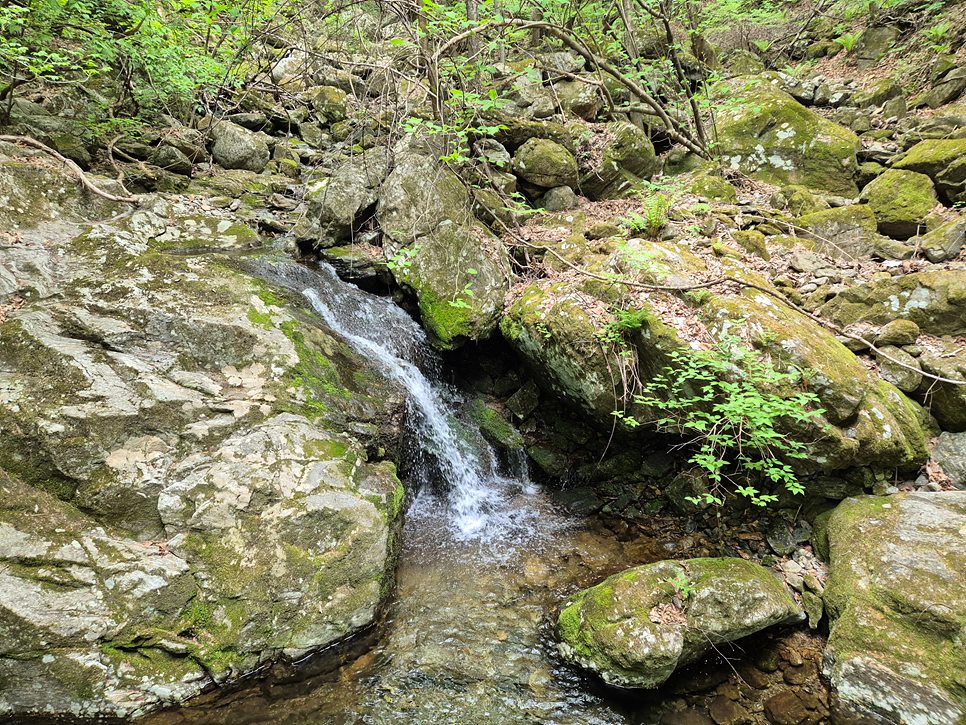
[{"left": 781, "top": 559, "right": 803, "bottom": 575}]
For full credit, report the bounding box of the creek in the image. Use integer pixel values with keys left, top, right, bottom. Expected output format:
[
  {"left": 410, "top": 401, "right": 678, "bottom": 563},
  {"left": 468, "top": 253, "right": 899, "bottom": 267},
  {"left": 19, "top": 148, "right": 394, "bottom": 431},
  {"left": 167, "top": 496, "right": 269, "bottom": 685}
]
[{"left": 146, "top": 259, "right": 808, "bottom": 725}]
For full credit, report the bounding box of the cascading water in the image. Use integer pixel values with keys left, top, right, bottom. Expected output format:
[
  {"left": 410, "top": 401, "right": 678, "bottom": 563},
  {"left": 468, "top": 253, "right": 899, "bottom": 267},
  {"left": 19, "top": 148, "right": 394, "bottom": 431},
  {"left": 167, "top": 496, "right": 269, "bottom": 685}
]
[{"left": 257, "top": 259, "right": 543, "bottom": 543}]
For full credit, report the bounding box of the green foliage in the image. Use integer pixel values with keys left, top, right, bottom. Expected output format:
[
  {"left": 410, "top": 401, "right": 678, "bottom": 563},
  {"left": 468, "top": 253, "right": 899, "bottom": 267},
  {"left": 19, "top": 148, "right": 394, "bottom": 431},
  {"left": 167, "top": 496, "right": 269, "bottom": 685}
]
[
  {"left": 386, "top": 244, "right": 421, "bottom": 273},
  {"left": 835, "top": 32, "right": 862, "bottom": 52},
  {"left": 0, "top": 0, "right": 287, "bottom": 118},
  {"left": 616, "top": 331, "right": 825, "bottom": 507},
  {"left": 922, "top": 20, "right": 952, "bottom": 52},
  {"left": 620, "top": 193, "right": 673, "bottom": 240},
  {"left": 664, "top": 571, "right": 693, "bottom": 600}
]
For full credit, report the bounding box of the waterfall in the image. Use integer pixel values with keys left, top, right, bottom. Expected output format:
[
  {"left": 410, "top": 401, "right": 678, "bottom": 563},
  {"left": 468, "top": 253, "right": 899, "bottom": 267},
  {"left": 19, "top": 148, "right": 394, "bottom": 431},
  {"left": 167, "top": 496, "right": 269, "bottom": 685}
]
[{"left": 256, "top": 259, "right": 537, "bottom": 542}]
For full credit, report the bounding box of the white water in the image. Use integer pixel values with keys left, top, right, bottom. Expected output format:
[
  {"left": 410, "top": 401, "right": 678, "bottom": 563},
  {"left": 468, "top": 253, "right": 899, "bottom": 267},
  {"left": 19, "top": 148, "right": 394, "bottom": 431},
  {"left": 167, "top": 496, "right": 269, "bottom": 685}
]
[{"left": 261, "top": 259, "right": 545, "bottom": 542}]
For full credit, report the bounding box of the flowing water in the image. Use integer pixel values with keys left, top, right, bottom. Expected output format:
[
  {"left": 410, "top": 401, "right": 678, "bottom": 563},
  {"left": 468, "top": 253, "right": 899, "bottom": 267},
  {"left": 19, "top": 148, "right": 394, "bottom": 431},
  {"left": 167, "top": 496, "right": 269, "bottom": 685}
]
[{"left": 150, "top": 259, "right": 697, "bottom": 724}]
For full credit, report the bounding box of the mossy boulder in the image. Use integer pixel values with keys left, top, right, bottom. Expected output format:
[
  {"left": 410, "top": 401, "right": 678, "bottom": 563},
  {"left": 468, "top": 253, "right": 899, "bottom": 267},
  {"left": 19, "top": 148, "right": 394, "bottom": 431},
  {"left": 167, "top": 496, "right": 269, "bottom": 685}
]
[
  {"left": 821, "top": 268, "right": 966, "bottom": 336},
  {"left": 851, "top": 79, "right": 902, "bottom": 109},
  {"left": 554, "top": 78, "right": 604, "bottom": 121},
  {"left": 917, "top": 338, "right": 966, "bottom": 431},
  {"left": 823, "top": 493, "right": 965, "bottom": 724},
  {"left": 0, "top": 158, "right": 406, "bottom": 719},
  {"left": 859, "top": 169, "right": 939, "bottom": 239},
  {"left": 302, "top": 84, "right": 349, "bottom": 123},
  {"left": 306, "top": 145, "right": 390, "bottom": 244},
  {"left": 795, "top": 204, "right": 880, "bottom": 257},
  {"left": 713, "top": 78, "right": 859, "bottom": 195},
  {"left": 557, "top": 558, "right": 802, "bottom": 688},
  {"left": 892, "top": 138, "right": 966, "bottom": 204},
  {"left": 376, "top": 152, "right": 510, "bottom": 348},
  {"left": 500, "top": 238, "right": 931, "bottom": 475},
  {"left": 913, "top": 216, "right": 966, "bottom": 262},
  {"left": 467, "top": 399, "right": 524, "bottom": 450},
  {"left": 512, "top": 137, "right": 579, "bottom": 190},
  {"left": 579, "top": 121, "right": 659, "bottom": 200}
]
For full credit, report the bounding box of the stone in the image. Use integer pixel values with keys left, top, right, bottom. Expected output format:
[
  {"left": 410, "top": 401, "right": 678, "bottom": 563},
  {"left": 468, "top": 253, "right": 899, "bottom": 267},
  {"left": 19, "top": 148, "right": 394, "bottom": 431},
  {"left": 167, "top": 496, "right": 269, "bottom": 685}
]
[
  {"left": 512, "top": 138, "right": 579, "bottom": 190},
  {"left": 853, "top": 25, "right": 899, "bottom": 68},
  {"left": 554, "top": 78, "right": 603, "bottom": 121},
  {"left": 557, "top": 558, "right": 802, "bottom": 689},
  {"left": 875, "top": 345, "right": 923, "bottom": 392},
  {"left": 151, "top": 144, "right": 193, "bottom": 176},
  {"left": 923, "top": 66, "right": 966, "bottom": 109},
  {"left": 914, "top": 216, "right": 966, "bottom": 263},
  {"left": 0, "top": 159, "right": 406, "bottom": 719},
  {"left": 306, "top": 146, "right": 390, "bottom": 243},
  {"left": 713, "top": 77, "right": 858, "bottom": 195},
  {"left": 377, "top": 152, "right": 510, "bottom": 348},
  {"left": 209, "top": 121, "right": 270, "bottom": 173},
  {"left": 764, "top": 690, "right": 817, "bottom": 725},
  {"left": 823, "top": 493, "right": 965, "bottom": 725},
  {"left": 302, "top": 85, "right": 348, "bottom": 123},
  {"left": 539, "top": 185, "right": 578, "bottom": 211},
  {"left": 875, "top": 319, "right": 920, "bottom": 346},
  {"left": 795, "top": 204, "right": 880, "bottom": 258},
  {"left": 917, "top": 339, "right": 966, "bottom": 431},
  {"left": 859, "top": 170, "right": 939, "bottom": 239},
  {"left": 821, "top": 268, "right": 966, "bottom": 336},
  {"left": 851, "top": 79, "right": 902, "bottom": 108},
  {"left": 580, "top": 121, "right": 659, "bottom": 200},
  {"left": 932, "top": 431, "right": 966, "bottom": 487},
  {"left": 467, "top": 399, "right": 524, "bottom": 450},
  {"left": 801, "top": 591, "right": 823, "bottom": 629},
  {"left": 892, "top": 138, "right": 966, "bottom": 204}
]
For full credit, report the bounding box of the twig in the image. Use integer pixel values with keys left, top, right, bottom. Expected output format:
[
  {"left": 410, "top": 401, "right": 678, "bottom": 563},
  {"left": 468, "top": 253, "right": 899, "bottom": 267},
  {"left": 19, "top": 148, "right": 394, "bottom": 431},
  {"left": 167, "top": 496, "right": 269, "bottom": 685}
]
[{"left": 0, "top": 135, "right": 139, "bottom": 204}]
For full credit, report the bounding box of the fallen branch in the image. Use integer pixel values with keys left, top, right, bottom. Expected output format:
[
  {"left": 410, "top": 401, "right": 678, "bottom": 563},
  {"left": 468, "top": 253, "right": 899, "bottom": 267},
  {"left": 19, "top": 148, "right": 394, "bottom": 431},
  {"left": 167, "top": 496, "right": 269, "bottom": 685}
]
[{"left": 0, "top": 134, "right": 139, "bottom": 204}]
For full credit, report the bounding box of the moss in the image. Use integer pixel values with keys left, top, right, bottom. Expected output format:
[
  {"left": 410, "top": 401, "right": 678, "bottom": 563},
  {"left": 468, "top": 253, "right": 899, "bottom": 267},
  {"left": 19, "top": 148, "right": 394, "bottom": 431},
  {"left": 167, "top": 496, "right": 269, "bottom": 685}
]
[
  {"left": 512, "top": 137, "right": 579, "bottom": 189},
  {"left": 859, "top": 170, "right": 939, "bottom": 239},
  {"left": 467, "top": 399, "right": 524, "bottom": 450},
  {"left": 303, "top": 438, "right": 350, "bottom": 459},
  {"left": 417, "top": 288, "right": 476, "bottom": 349},
  {"left": 713, "top": 78, "right": 859, "bottom": 195}
]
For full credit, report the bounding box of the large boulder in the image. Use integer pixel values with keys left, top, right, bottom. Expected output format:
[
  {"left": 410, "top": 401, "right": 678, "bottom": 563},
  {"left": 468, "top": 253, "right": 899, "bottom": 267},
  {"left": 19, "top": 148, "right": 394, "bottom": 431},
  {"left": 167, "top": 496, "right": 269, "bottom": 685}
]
[
  {"left": 307, "top": 146, "right": 390, "bottom": 243},
  {"left": 579, "top": 121, "right": 660, "bottom": 200},
  {"left": 512, "top": 137, "right": 579, "bottom": 190},
  {"left": 209, "top": 121, "right": 270, "bottom": 173},
  {"left": 795, "top": 204, "right": 882, "bottom": 258},
  {"left": 0, "top": 158, "right": 405, "bottom": 719},
  {"left": 376, "top": 152, "right": 510, "bottom": 348},
  {"left": 859, "top": 169, "right": 939, "bottom": 240},
  {"left": 822, "top": 493, "right": 965, "bottom": 724},
  {"left": 502, "top": 238, "right": 931, "bottom": 476},
  {"left": 713, "top": 78, "right": 859, "bottom": 195},
  {"left": 821, "top": 268, "right": 966, "bottom": 336},
  {"left": 892, "top": 138, "right": 966, "bottom": 205},
  {"left": 917, "top": 338, "right": 966, "bottom": 432},
  {"left": 557, "top": 558, "right": 802, "bottom": 688}
]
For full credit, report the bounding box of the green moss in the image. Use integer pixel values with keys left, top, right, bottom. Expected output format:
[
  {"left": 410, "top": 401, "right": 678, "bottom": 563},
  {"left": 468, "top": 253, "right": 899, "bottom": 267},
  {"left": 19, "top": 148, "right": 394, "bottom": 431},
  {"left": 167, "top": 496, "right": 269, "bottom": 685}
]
[
  {"left": 467, "top": 399, "right": 524, "bottom": 450},
  {"left": 417, "top": 288, "right": 476, "bottom": 349},
  {"left": 860, "top": 169, "right": 939, "bottom": 238}
]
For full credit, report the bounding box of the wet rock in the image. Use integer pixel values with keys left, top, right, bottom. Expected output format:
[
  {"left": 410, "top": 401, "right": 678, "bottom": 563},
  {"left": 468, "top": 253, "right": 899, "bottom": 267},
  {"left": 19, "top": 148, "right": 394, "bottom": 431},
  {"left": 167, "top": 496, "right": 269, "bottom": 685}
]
[
  {"left": 933, "top": 431, "right": 966, "bottom": 487},
  {"left": 377, "top": 152, "right": 510, "bottom": 348},
  {"left": 709, "top": 695, "right": 746, "bottom": 724},
  {"left": 823, "top": 493, "right": 965, "bottom": 724},
  {"left": 0, "top": 158, "right": 405, "bottom": 719},
  {"left": 557, "top": 558, "right": 802, "bottom": 689},
  {"left": 764, "top": 689, "right": 820, "bottom": 725}
]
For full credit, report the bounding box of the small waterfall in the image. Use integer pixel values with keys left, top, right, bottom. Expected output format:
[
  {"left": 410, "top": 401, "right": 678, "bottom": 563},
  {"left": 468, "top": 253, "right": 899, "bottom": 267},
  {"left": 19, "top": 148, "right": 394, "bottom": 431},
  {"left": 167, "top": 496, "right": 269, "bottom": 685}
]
[{"left": 257, "top": 259, "right": 538, "bottom": 541}]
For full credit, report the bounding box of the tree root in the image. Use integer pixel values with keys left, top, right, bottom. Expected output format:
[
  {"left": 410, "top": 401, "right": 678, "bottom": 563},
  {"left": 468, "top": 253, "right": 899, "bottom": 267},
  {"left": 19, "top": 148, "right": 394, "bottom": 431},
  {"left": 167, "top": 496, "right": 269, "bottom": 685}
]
[{"left": 0, "top": 134, "right": 139, "bottom": 204}]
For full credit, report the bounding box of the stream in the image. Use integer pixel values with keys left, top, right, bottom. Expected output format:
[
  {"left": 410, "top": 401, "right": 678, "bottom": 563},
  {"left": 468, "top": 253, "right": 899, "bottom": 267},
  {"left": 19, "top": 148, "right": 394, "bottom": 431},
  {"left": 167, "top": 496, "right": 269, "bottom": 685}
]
[{"left": 147, "top": 259, "right": 817, "bottom": 725}]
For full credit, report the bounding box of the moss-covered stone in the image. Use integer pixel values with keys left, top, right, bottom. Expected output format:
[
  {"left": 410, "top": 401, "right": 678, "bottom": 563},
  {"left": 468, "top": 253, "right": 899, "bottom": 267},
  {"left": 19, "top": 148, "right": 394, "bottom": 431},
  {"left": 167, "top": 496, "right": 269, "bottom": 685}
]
[
  {"left": 512, "top": 137, "right": 579, "bottom": 190},
  {"left": 796, "top": 204, "right": 879, "bottom": 257},
  {"left": 823, "top": 493, "right": 965, "bottom": 724},
  {"left": 467, "top": 399, "right": 524, "bottom": 450},
  {"left": 557, "top": 557, "right": 801, "bottom": 689},
  {"left": 712, "top": 77, "right": 859, "bottom": 195},
  {"left": 579, "top": 122, "right": 659, "bottom": 200},
  {"left": 821, "top": 268, "right": 966, "bottom": 336},
  {"left": 892, "top": 138, "right": 966, "bottom": 204},
  {"left": 859, "top": 169, "right": 939, "bottom": 239}
]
